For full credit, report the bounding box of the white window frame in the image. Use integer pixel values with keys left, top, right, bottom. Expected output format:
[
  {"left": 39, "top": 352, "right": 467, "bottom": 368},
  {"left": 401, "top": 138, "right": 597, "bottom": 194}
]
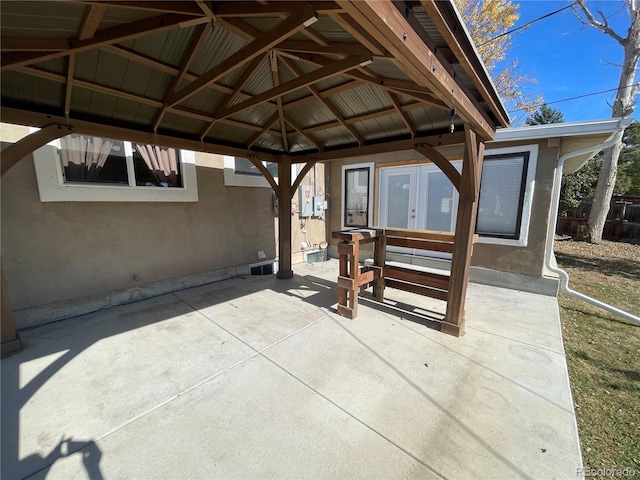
[
  {"left": 476, "top": 144, "right": 538, "bottom": 247},
  {"left": 32, "top": 137, "right": 198, "bottom": 202},
  {"left": 341, "top": 162, "right": 374, "bottom": 229}
]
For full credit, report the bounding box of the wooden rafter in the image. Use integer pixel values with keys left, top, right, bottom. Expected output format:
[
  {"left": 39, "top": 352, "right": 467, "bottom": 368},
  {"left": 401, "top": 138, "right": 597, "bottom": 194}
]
[
  {"left": 327, "top": 12, "right": 385, "bottom": 56},
  {"left": 270, "top": 51, "right": 289, "bottom": 152},
  {"left": 200, "top": 53, "right": 268, "bottom": 139},
  {"left": 154, "top": 23, "right": 209, "bottom": 132},
  {"left": 1, "top": 14, "right": 209, "bottom": 71},
  {"left": 64, "top": 55, "right": 75, "bottom": 119},
  {"left": 213, "top": 2, "right": 341, "bottom": 17},
  {"left": 195, "top": 0, "right": 215, "bottom": 17},
  {"left": 283, "top": 115, "right": 322, "bottom": 151},
  {"left": 218, "top": 53, "right": 371, "bottom": 124},
  {"left": 280, "top": 56, "right": 364, "bottom": 146},
  {"left": 386, "top": 91, "right": 416, "bottom": 137},
  {"left": 74, "top": 1, "right": 204, "bottom": 15},
  {"left": 337, "top": 0, "right": 495, "bottom": 140},
  {"left": 282, "top": 79, "right": 361, "bottom": 110},
  {"left": 78, "top": 4, "right": 107, "bottom": 41},
  {"left": 165, "top": 6, "right": 318, "bottom": 108},
  {"left": 247, "top": 112, "right": 280, "bottom": 148},
  {"left": 291, "top": 52, "right": 448, "bottom": 111}
]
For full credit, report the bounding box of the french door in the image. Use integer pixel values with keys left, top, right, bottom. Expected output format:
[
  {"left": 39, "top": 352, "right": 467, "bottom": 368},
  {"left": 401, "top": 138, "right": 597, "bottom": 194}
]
[{"left": 379, "top": 163, "right": 460, "bottom": 257}]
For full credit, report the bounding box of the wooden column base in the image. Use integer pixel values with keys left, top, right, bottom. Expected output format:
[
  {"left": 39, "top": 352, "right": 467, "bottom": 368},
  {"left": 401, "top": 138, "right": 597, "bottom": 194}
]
[
  {"left": 440, "top": 319, "right": 466, "bottom": 337},
  {"left": 1, "top": 334, "right": 22, "bottom": 358},
  {"left": 277, "top": 270, "right": 294, "bottom": 279}
]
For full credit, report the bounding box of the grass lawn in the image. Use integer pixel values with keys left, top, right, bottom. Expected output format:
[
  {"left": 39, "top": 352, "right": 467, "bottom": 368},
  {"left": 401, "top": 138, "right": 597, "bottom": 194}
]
[{"left": 554, "top": 238, "right": 640, "bottom": 477}]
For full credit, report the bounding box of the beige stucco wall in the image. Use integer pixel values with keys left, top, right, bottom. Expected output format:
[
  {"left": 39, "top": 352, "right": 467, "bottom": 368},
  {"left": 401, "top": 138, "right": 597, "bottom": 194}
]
[
  {"left": 326, "top": 140, "right": 561, "bottom": 279},
  {"left": 1, "top": 144, "right": 278, "bottom": 310}
]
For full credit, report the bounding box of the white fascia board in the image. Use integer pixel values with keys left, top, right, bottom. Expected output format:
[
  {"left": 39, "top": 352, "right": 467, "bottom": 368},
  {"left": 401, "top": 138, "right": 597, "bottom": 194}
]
[{"left": 493, "top": 118, "right": 631, "bottom": 143}]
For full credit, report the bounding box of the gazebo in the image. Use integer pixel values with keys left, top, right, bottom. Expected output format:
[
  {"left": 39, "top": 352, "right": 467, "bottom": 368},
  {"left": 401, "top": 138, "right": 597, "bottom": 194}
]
[{"left": 1, "top": 0, "right": 509, "bottom": 354}]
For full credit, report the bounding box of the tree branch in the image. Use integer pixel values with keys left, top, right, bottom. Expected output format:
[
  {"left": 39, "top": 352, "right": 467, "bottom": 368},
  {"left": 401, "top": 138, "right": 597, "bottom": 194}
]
[{"left": 574, "top": 0, "right": 626, "bottom": 45}]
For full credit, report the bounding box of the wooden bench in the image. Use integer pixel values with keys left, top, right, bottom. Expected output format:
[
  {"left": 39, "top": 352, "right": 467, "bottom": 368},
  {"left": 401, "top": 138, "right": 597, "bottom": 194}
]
[
  {"left": 380, "top": 228, "right": 459, "bottom": 302},
  {"left": 332, "top": 228, "right": 479, "bottom": 322}
]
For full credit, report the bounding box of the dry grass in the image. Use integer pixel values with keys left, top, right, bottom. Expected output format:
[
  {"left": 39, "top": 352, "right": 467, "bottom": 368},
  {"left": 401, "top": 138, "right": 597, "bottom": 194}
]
[{"left": 554, "top": 237, "right": 640, "bottom": 476}]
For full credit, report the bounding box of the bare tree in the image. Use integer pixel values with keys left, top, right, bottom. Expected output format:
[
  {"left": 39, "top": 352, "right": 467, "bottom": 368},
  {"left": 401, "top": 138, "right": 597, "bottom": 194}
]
[{"left": 573, "top": 0, "right": 640, "bottom": 243}]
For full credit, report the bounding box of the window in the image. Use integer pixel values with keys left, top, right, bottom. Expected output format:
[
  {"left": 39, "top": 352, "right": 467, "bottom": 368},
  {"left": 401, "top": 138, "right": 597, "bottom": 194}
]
[
  {"left": 33, "top": 133, "right": 197, "bottom": 202},
  {"left": 476, "top": 153, "right": 529, "bottom": 239},
  {"left": 341, "top": 162, "right": 374, "bottom": 228},
  {"left": 223, "top": 155, "right": 281, "bottom": 188}
]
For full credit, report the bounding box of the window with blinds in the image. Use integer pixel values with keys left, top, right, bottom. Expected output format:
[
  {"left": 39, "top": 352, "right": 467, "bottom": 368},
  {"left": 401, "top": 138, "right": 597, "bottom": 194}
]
[{"left": 476, "top": 153, "right": 530, "bottom": 239}]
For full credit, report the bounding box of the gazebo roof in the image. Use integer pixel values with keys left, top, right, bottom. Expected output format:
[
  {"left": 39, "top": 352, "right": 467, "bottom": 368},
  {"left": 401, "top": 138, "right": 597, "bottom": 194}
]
[{"left": 1, "top": 0, "right": 509, "bottom": 161}]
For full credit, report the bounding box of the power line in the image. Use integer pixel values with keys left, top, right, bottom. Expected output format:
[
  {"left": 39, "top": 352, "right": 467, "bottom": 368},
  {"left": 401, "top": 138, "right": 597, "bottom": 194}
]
[
  {"left": 507, "top": 83, "right": 640, "bottom": 114},
  {"left": 477, "top": 2, "right": 575, "bottom": 47}
]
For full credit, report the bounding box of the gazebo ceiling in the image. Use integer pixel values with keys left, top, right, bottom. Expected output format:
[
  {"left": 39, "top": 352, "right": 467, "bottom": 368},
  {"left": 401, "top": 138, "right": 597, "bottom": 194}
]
[{"left": 0, "top": 0, "right": 509, "bottom": 162}]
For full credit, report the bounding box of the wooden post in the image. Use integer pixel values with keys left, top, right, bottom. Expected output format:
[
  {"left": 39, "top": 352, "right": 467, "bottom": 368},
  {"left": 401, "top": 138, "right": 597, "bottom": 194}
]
[
  {"left": 277, "top": 157, "right": 293, "bottom": 279},
  {"left": 442, "top": 127, "right": 484, "bottom": 336},
  {"left": 1, "top": 263, "right": 22, "bottom": 357}
]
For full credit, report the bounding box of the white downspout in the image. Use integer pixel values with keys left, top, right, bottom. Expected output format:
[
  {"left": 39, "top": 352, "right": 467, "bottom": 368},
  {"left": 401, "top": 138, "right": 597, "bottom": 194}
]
[{"left": 545, "top": 127, "right": 640, "bottom": 326}]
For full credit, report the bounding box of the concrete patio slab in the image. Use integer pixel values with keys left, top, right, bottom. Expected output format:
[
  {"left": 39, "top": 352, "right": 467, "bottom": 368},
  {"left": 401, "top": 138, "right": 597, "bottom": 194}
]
[{"left": 1, "top": 260, "right": 582, "bottom": 479}]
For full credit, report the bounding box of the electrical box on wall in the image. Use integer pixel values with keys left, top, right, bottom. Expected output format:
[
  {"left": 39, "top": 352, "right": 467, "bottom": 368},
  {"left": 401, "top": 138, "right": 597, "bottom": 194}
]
[
  {"left": 313, "top": 195, "right": 325, "bottom": 216},
  {"left": 298, "top": 185, "right": 314, "bottom": 217}
]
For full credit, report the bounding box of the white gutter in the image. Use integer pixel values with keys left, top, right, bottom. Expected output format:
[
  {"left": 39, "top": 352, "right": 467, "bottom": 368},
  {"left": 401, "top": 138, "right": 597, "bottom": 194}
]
[{"left": 545, "top": 124, "right": 640, "bottom": 326}]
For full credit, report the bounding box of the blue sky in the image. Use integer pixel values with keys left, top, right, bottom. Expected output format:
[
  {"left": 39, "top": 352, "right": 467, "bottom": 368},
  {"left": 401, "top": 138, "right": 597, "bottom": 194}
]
[{"left": 503, "top": 0, "right": 635, "bottom": 124}]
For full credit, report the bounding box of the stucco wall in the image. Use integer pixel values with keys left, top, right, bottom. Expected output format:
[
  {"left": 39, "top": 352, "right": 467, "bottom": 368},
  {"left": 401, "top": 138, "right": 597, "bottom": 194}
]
[
  {"left": 326, "top": 140, "right": 559, "bottom": 278},
  {"left": 1, "top": 145, "right": 278, "bottom": 310}
]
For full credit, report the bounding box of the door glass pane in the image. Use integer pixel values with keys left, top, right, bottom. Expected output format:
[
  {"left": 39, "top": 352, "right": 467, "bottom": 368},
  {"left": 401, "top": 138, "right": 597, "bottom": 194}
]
[
  {"left": 345, "top": 167, "right": 369, "bottom": 227},
  {"left": 426, "top": 171, "right": 454, "bottom": 231},
  {"left": 387, "top": 173, "right": 411, "bottom": 228}
]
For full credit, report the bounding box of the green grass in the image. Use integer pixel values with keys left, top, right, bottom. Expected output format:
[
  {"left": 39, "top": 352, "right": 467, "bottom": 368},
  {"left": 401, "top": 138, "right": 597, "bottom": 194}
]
[{"left": 556, "top": 245, "right": 640, "bottom": 477}]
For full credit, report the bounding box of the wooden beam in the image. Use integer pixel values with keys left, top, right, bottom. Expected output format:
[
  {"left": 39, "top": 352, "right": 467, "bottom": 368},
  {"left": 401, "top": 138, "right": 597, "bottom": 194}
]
[
  {"left": 277, "top": 40, "right": 371, "bottom": 57},
  {"left": 154, "top": 23, "right": 209, "bottom": 131},
  {"left": 283, "top": 115, "right": 322, "bottom": 151},
  {"left": 247, "top": 112, "right": 279, "bottom": 148},
  {"left": 1, "top": 14, "right": 209, "bottom": 71},
  {"left": 195, "top": 0, "right": 215, "bottom": 17},
  {"left": 442, "top": 125, "right": 484, "bottom": 336},
  {"left": 387, "top": 91, "right": 416, "bottom": 137},
  {"left": 292, "top": 130, "right": 466, "bottom": 163},
  {"left": 165, "top": 6, "right": 318, "bottom": 108},
  {"left": 292, "top": 158, "right": 318, "bottom": 194},
  {"left": 414, "top": 145, "right": 461, "bottom": 192},
  {"left": 217, "top": 53, "right": 371, "bottom": 121},
  {"left": 277, "top": 156, "right": 294, "bottom": 279},
  {"left": 1, "top": 124, "right": 74, "bottom": 177},
  {"left": 337, "top": 0, "right": 496, "bottom": 141},
  {"left": 0, "top": 38, "right": 69, "bottom": 52},
  {"left": 247, "top": 154, "right": 278, "bottom": 192},
  {"left": 64, "top": 54, "right": 75, "bottom": 119},
  {"left": 78, "top": 4, "right": 107, "bottom": 40},
  {"left": 271, "top": 51, "right": 289, "bottom": 152},
  {"left": 1, "top": 106, "right": 279, "bottom": 161}
]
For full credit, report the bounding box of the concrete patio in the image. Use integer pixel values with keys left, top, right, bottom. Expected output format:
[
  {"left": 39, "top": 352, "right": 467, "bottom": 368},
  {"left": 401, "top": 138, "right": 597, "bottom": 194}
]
[{"left": 1, "top": 259, "right": 582, "bottom": 479}]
